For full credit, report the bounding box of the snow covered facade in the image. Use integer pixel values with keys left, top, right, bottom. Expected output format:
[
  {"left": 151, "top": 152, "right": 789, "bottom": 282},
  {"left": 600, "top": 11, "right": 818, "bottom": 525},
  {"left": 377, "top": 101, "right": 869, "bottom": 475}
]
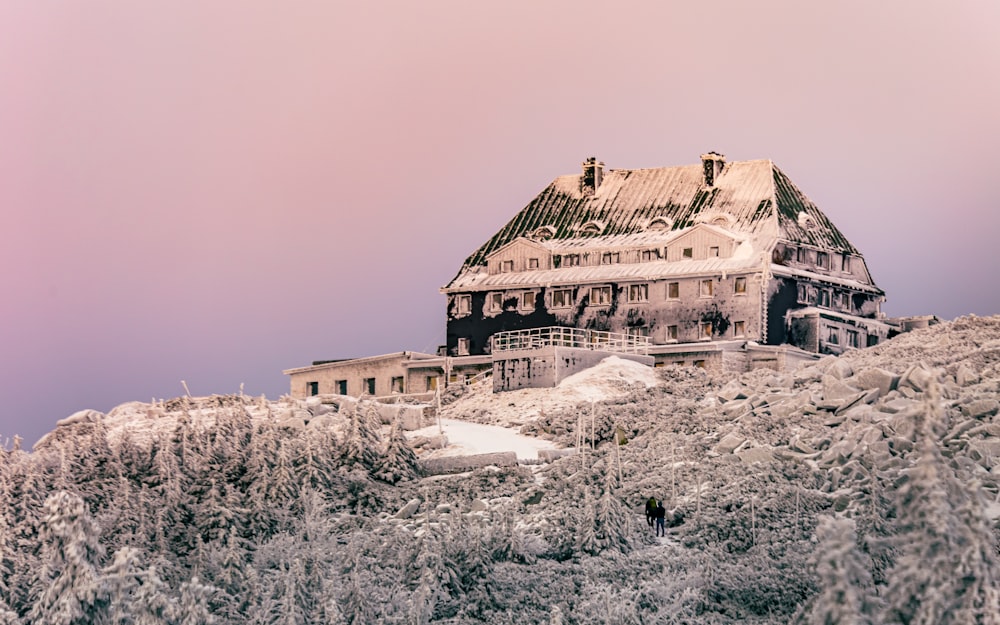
[{"left": 442, "top": 154, "right": 891, "bottom": 363}]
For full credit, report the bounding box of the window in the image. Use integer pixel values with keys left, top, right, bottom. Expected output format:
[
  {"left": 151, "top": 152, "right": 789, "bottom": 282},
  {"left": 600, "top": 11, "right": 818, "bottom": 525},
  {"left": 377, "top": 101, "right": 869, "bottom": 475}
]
[
  {"left": 734, "top": 276, "right": 747, "bottom": 294},
  {"left": 694, "top": 360, "right": 706, "bottom": 369},
  {"left": 426, "top": 376, "right": 438, "bottom": 391},
  {"left": 336, "top": 380, "right": 347, "bottom": 395},
  {"left": 391, "top": 376, "right": 404, "bottom": 393},
  {"left": 457, "top": 338, "right": 470, "bottom": 355},
  {"left": 563, "top": 254, "right": 580, "bottom": 267},
  {"left": 796, "top": 248, "right": 805, "bottom": 263},
  {"left": 667, "top": 282, "right": 680, "bottom": 299},
  {"left": 841, "top": 254, "right": 851, "bottom": 273},
  {"left": 528, "top": 258, "right": 539, "bottom": 270},
  {"left": 489, "top": 292, "right": 503, "bottom": 312},
  {"left": 601, "top": 252, "right": 620, "bottom": 265},
  {"left": 816, "top": 252, "right": 829, "bottom": 269},
  {"left": 307, "top": 381, "right": 319, "bottom": 396},
  {"left": 867, "top": 335, "right": 879, "bottom": 347},
  {"left": 627, "top": 283, "right": 648, "bottom": 302},
  {"left": 797, "top": 284, "right": 808, "bottom": 304},
  {"left": 700, "top": 279, "right": 714, "bottom": 297},
  {"left": 552, "top": 288, "right": 574, "bottom": 308},
  {"left": 701, "top": 322, "right": 713, "bottom": 339},
  {"left": 818, "top": 289, "right": 831, "bottom": 307},
  {"left": 827, "top": 327, "right": 839, "bottom": 345},
  {"left": 363, "top": 378, "right": 376, "bottom": 395},
  {"left": 682, "top": 247, "right": 693, "bottom": 259},
  {"left": 501, "top": 260, "right": 514, "bottom": 273},
  {"left": 641, "top": 249, "right": 661, "bottom": 261},
  {"left": 846, "top": 330, "right": 859, "bottom": 348},
  {"left": 627, "top": 326, "right": 649, "bottom": 338},
  {"left": 709, "top": 246, "right": 720, "bottom": 257},
  {"left": 521, "top": 291, "right": 536, "bottom": 310},
  {"left": 590, "top": 286, "right": 612, "bottom": 306},
  {"left": 666, "top": 325, "right": 678, "bottom": 342},
  {"left": 455, "top": 294, "right": 471, "bottom": 315},
  {"left": 733, "top": 321, "right": 746, "bottom": 337}
]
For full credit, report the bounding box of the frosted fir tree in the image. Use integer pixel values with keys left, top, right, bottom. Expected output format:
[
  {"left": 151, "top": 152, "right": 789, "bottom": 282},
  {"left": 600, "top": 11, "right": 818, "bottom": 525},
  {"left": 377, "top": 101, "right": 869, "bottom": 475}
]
[
  {"left": 882, "top": 388, "right": 988, "bottom": 625},
  {"left": 131, "top": 564, "right": 173, "bottom": 625},
  {"left": 574, "top": 486, "right": 600, "bottom": 556},
  {"left": 341, "top": 405, "right": 381, "bottom": 470},
  {"left": 269, "top": 558, "right": 308, "bottom": 625},
  {"left": 946, "top": 481, "right": 1000, "bottom": 624},
  {"left": 593, "top": 459, "right": 631, "bottom": 554},
  {"left": 294, "top": 429, "right": 336, "bottom": 492},
  {"left": 174, "top": 576, "right": 217, "bottom": 625},
  {"left": 102, "top": 547, "right": 142, "bottom": 625},
  {"left": 27, "top": 491, "right": 108, "bottom": 625},
  {"left": 803, "top": 516, "right": 879, "bottom": 625},
  {"left": 374, "top": 418, "right": 418, "bottom": 484}
]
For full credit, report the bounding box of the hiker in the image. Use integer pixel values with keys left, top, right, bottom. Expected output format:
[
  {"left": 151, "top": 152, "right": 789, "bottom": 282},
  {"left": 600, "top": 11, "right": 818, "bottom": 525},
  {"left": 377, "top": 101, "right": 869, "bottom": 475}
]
[
  {"left": 654, "top": 500, "right": 667, "bottom": 537},
  {"left": 645, "top": 497, "right": 657, "bottom": 528}
]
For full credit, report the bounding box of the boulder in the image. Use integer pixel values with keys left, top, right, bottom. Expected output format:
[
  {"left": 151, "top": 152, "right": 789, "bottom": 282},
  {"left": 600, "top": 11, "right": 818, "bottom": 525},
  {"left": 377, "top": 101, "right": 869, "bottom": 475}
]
[
  {"left": 419, "top": 452, "right": 518, "bottom": 476},
  {"left": 538, "top": 448, "right": 577, "bottom": 462},
  {"left": 853, "top": 368, "right": 899, "bottom": 398},
  {"left": 736, "top": 447, "right": 774, "bottom": 464},
  {"left": 718, "top": 380, "right": 748, "bottom": 403},
  {"left": 470, "top": 499, "right": 489, "bottom": 512},
  {"left": 395, "top": 499, "right": 422, "bottom": 519},
  {"left": 57, "top": 409, "right": 105, "bottom": 427},
  {"left": 956, "top": 363, "right": 980, "bottom": 387},
  {"left": 899, "top": 363, "right": 936, "bottom": 393},
  {"left": 962, "top": 399, "right": 999, "bottom": 420},
  {"left": 714, "top": 433, "right": 746, "bottom": 455},
  {"left": 822, "top": 376, "right": 862, "bottom": 402},
  {"left": 825, "top": 358, "right": 854, "bottom": 380}
]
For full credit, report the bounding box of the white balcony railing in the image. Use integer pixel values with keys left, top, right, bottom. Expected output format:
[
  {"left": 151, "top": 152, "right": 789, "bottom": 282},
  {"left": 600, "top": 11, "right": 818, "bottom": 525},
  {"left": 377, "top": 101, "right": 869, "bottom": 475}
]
[{"left": 491, "top": 326, "right": 651, "bottom": 355}]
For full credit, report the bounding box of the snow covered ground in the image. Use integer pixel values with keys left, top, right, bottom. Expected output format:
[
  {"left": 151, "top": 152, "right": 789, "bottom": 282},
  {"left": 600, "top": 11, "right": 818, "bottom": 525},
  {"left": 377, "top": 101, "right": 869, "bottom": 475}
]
[
  {"left": 408, "top": 418, "right": 558, "bottom": 460},
  {"left": 439, "top": 355, "right": 661, "bottom": 428}
]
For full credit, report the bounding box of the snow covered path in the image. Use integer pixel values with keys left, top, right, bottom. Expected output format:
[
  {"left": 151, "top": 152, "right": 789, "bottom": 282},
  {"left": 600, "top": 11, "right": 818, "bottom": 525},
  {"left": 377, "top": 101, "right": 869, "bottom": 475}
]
[{"left": 409, "top": 418, "right": 558, "bottom": 460}]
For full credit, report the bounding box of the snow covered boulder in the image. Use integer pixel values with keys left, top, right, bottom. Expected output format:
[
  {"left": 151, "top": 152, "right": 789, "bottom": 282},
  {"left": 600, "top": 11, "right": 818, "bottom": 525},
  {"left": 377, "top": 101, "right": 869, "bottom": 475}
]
[
  {"left": 714, "top": 433, "right": 746, "bottom": 455},
  {"left": 56, "top": 409, "right": 104, "bottom": 427},
  {"left": 962, "top": 399, "right": 999, "bottom": 419},
  {"left": 395, "top": 499, "right": 422, "bottom": 520},
  {"left": 419, "top": 452, "right": 518, "bottom": 476},
  {"left": 853, "top": 367, "right": 899, "bottom": 398}
]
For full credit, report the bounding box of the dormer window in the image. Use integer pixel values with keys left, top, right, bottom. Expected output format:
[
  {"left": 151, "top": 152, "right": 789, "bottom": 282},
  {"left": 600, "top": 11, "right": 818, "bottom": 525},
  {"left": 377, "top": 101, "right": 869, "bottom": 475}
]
[
  {"left": 797, "top": 212, "right": 817, "bottom": 231},
  {"left": 528, "top": 258, "right": 539, "bottom": 270},
  {"left": 601, "top": 252, "right": 620, "bottom": 265},
  {"left": 641, "top": 249, "right": 662, "bottom": 261},
  {"left": 709, "top": 246, "right": 720, "bottom": 257},
  {"left": 532, "top": 226, "right": 555, "bottom": 241},
  {"left": 563, "top": 254, "right": 580, "bottom": 267},
  {"left": 648, "top": 217, "right": 672, "bottom": 231},
  {"left": 682, "top": 247, "right": 693, "bottom": 259},
  {"left": 580, "top": 221, "right": 604, "bottom": 236},
  {"left": 502, "top": 260, "right": 514, "bottom": 273}
]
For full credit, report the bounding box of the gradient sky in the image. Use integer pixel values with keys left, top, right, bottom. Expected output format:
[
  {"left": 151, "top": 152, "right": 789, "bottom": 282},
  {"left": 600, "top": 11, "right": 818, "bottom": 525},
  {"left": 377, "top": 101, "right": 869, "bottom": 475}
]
[{"left": 2, "top": 1, "right": 998, "bottom": 446}]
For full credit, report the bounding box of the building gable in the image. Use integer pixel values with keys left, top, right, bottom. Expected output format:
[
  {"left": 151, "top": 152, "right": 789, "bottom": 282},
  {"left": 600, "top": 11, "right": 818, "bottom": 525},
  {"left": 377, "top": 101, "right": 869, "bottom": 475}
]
[
  {"left": 664, "top": 223, "right": 742, "bottom": 262},
  {"left": 486, "top": 237, "right": 551, "bottom": 274}
]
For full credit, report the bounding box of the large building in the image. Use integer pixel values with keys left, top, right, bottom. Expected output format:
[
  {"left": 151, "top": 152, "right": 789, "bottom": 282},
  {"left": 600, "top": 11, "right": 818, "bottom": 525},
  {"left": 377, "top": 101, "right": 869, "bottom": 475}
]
[
  {"left": 442, "top": 153, "right": 890, "bottom": 361},
  {"left": 287, "top": 153, "right": 894, "bottom": 398}
]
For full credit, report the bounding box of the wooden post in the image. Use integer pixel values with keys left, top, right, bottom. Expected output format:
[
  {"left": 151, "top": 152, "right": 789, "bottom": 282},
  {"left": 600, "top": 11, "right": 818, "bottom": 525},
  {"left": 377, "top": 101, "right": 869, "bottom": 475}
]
[{"left": 590, "top": 401, "right": 596, "bottom": 451}]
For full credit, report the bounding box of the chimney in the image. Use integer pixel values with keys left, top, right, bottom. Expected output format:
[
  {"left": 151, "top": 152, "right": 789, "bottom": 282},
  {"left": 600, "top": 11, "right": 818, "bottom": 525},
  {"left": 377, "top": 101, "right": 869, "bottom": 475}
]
[
  {"left": 580, "top": 157, "right": 604, "bottom": 195},
  {"left": 701, "top": 152, "right": 726, "bottom": 186}
]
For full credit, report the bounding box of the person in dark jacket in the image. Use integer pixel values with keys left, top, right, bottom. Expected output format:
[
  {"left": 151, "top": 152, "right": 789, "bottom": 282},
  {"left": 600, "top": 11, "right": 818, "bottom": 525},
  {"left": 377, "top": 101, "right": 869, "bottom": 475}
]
[
  {"left": 645, "top": 497, "right": 657, "bottom": 528},
  {"left": 654, "top": 500, "right": 667, "bottom": 537}
]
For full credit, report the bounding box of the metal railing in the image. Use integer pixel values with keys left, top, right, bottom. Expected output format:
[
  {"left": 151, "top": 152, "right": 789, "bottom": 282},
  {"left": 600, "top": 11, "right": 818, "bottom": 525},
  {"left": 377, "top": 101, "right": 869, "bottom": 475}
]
[{"left": 491, "top": 326, "right": 651, "bottom": 355}]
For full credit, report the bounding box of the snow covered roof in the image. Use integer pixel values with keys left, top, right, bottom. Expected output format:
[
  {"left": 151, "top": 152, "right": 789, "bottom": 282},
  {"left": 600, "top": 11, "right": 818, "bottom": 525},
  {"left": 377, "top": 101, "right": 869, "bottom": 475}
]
[
  {"left": 446, "top": 157, "right": 861, "bottom": 289},
  {"left": 445, "top": 254, "right": 762, "bottom": 292}
]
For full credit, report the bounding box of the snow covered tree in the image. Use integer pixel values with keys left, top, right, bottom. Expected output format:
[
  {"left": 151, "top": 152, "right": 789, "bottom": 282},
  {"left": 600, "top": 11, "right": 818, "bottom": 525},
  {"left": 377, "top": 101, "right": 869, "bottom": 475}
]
[
  {"left": 103, "top": 547, "right": 143, "bottom": 625},
  {"left": 374, "top": 418, "right": 418, "bottom": 484},
  {"left": 173, "top": 576, "right": 217, "bottom": 625},
  {"left": 593, "top": 459, "right": 631, "bottom": 554},
  {"left": 27, "top": 491, "right": 108, "bottom": 625},
  {"left": 803, "top": 516, "right": 879, "bottom": 625},
  {"left": 341, "top": 405, "right": 381, "bottom": 470},
  {"left": 131, "top": 564, "right": 174, "bottom": 625},
  {"left": 881, "top": 387, "right": 1000, "bottom": 625}
]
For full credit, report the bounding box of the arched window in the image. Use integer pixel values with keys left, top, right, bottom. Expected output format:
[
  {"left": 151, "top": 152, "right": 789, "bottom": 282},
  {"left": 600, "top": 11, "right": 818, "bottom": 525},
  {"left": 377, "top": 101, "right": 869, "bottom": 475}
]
[
  {"left": 532, "top": 226, "right": 555, "bottom": 241},
  {"left": 579, "top": 220, "right": 604, "bottom": 236},
  {"left": 647, "top": 217, "right": 672, "bottom": 231}
]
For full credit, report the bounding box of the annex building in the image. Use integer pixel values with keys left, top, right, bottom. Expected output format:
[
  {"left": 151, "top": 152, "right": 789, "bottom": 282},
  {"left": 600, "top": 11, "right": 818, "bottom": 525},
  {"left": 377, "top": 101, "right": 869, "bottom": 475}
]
[{"left": 287, "top": 153, "right": 896, "bottom": 398}]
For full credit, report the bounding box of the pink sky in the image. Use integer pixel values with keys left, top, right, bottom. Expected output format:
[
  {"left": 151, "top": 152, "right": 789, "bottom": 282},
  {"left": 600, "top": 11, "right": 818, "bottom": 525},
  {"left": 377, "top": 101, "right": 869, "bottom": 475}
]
[{"left": 2, "top": 1, "right": 999, "bottom": 445}]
